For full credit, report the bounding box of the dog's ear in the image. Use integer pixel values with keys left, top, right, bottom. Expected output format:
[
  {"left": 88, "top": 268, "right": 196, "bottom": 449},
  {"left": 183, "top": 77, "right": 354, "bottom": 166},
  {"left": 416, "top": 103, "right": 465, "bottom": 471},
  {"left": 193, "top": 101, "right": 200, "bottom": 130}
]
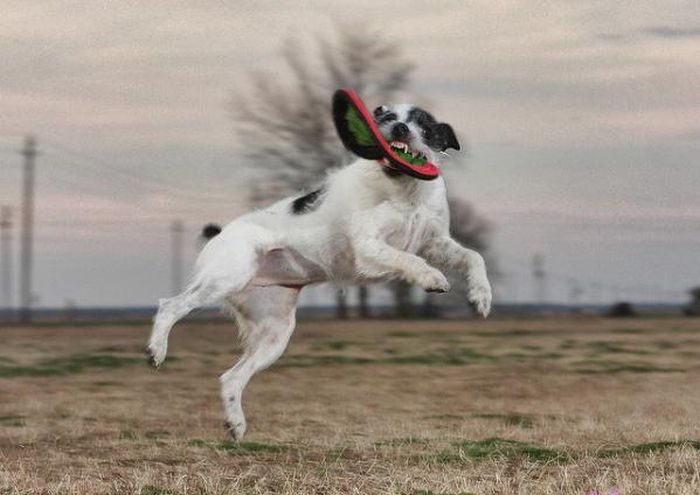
[{"left": 434, "top": 123, "right": 460, "bottom": 151}]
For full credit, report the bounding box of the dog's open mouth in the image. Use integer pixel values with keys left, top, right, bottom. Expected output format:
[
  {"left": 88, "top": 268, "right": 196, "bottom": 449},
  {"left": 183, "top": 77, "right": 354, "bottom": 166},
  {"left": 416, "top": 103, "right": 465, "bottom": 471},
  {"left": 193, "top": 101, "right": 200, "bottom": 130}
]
[{"left": 389, "top": 141, "right": 427, "bottom": 166}]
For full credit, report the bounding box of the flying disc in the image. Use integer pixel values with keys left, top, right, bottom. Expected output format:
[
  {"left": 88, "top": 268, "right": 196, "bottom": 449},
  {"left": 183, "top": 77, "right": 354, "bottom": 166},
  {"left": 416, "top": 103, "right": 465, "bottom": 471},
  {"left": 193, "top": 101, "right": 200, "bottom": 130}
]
[{"left": 332, "top": 88, "right": 440, "bottom": 180}]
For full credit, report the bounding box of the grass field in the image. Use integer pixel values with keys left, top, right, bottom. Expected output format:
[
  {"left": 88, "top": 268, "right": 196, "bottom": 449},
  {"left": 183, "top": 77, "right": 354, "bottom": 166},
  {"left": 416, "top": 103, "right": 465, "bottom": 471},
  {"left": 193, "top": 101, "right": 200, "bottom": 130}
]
[{"left": 2, "top": 315, "right": 700, "bottom": 494}]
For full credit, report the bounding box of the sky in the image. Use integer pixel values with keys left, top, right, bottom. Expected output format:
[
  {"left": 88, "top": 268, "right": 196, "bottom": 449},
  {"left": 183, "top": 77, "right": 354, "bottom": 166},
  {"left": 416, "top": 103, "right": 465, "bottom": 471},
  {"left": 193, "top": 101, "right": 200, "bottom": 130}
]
[{"left": 0, "top": 0, "right": 699, "bottom": 308}]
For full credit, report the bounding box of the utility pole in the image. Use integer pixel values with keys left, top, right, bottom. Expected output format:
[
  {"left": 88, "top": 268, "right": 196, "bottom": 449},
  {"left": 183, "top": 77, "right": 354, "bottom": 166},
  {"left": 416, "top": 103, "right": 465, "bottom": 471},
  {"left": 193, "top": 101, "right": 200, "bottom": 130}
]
[
  {"left": 170, "top": 220, "right": 184, "bottom": 295},
  {"left": 590, "top": 282, "right": 602, "bottom": 306},
  {"left": 0, "top": 206, "right": 12, "bottom": 311},
  {"left": 532, "top": 254, "right": 546, "bottom": 306},
  {"left": 568, "top": 277, "right": 583, "bottom": 307},
  {"left": 19, "top": 136, "right": 37, "bottom": 323}
]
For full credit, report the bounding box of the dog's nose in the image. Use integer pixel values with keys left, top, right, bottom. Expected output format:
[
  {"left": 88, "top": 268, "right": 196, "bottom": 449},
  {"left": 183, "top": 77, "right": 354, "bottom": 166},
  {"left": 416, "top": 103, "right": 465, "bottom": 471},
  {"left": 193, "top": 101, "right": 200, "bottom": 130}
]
[{"left": 391, "top": 123, "right": 410, "bottom": 141}]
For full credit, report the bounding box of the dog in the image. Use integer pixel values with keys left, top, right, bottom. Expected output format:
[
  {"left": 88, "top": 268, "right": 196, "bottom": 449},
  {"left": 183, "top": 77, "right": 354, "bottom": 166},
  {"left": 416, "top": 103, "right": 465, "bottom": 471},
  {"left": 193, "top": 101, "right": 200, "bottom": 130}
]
[{"left": 146, "top": 102, "right": 492, "bottom": 440}]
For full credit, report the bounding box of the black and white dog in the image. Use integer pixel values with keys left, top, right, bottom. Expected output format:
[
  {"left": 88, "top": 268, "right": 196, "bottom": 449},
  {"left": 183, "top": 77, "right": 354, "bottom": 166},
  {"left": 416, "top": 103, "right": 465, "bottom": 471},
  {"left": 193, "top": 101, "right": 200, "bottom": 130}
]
[{"left": 147, "top": 103, "right": 492, "bottom": 440}]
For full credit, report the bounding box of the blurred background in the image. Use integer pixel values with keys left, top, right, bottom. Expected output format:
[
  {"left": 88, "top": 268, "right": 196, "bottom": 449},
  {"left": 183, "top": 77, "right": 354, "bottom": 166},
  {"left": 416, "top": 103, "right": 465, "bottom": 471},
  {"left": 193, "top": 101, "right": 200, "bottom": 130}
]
[{"left": 1, "top": 1, "right": 699, "bottom": 322}]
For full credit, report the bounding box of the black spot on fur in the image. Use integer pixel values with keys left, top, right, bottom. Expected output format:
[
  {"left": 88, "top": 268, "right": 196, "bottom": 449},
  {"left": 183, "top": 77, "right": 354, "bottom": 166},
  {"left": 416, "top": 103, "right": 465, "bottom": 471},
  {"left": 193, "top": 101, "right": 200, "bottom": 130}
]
[
  {"left": 407, "top": 108, "right": 437, "bottom": 127},
  {"left": 291, "top": 188, "right": 324, "bottom": 215},
  {"left": 202, "top": 223, "right": 222, "bottom": 239}
]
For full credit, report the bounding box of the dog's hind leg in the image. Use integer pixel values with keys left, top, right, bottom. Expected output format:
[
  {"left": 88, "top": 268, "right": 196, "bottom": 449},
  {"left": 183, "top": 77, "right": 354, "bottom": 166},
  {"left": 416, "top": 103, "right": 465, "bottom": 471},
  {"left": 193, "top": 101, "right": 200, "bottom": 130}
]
[
  {"left": 147, "top": 231, "right": 264, "bottom": 368},
  {"left": 219, "top": 285, "right": 300, "bottom": 441},
  {"left": 147, "top": 284, "right": 207, "bottom": 367}
]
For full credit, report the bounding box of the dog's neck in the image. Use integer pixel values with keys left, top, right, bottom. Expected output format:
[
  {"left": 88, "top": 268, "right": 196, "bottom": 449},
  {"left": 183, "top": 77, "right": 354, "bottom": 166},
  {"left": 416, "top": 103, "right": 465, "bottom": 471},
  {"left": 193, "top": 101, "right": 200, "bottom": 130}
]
[{"left": 369, "top": 159, "right": 441, "bottom": 205}]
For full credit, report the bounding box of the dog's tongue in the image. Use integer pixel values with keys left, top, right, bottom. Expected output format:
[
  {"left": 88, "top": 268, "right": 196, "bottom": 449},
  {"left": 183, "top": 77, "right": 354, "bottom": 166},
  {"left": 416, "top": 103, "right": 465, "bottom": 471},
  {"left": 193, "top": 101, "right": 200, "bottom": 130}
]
[{"left": 332, "top": 88, "right": 440, "bottom": 181}]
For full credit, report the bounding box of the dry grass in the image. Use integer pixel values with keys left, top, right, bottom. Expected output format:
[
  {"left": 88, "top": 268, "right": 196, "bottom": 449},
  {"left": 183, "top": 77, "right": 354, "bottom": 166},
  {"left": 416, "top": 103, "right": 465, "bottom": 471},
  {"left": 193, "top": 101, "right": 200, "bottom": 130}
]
[{"left": 1, "top": 315, "right": 700, "bottom": 494}]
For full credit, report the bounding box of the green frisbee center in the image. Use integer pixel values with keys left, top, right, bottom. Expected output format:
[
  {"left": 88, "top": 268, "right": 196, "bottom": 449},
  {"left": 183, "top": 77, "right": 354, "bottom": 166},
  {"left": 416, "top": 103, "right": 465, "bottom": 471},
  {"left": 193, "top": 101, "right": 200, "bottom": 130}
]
[{"left": 390, "top": 143, "right": 427, "bottom": 166}]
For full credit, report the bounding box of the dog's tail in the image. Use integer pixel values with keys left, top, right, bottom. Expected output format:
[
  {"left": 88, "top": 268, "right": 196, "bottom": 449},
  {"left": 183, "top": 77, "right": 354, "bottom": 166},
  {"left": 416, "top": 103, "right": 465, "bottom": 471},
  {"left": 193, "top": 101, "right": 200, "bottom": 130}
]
[{"left": 201, "top": 223, "right": 222, "bottom": 240}]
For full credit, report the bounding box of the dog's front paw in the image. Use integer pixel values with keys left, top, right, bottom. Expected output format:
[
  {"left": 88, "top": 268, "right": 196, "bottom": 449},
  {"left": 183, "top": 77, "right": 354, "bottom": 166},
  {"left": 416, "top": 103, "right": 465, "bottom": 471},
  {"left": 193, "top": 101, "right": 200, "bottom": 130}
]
[
  {"left": 468, "top": 281, "right": 492, "bottom": 318},
  {"left": 419, "top": 269, "right": 451, "bottom": 293}
]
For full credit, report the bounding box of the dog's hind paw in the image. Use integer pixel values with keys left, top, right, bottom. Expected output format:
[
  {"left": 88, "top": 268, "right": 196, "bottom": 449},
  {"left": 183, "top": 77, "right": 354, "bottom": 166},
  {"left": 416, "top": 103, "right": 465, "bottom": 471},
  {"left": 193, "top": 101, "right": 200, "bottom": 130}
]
[
  {"left": 224, "top": 420, "right": 247, "bottom": 441},
  {"left": 145, "top": 343, "right": 166, "bottom": 368}
]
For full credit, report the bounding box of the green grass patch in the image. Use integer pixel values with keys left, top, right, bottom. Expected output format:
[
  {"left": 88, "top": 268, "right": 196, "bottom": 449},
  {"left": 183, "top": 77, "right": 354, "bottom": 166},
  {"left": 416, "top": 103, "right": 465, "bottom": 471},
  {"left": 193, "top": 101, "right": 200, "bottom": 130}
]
[
  {"left": 432, "top": 438, "right": 700, "bottom": 466},
  {"left": 121, "top": 430, "right": 170, "bottom": 441},
  {"left": 652, "top": 339, "right": 678, "bottom": 350},
  {"left": 428, "top": 414, "right": 464, "bottom": 420},
  {"left": 388, "top": 330, "right": 453, "bottom": 339},
  {"left": 585, "top": 341, "right": 652, "bottom": 355},
  {"left": 0, "top": 353, "right": 142, "bottom": 377},
  {"left": 388, "top": 330, "right": 417, "bottom": 338},
  {"left": 326, "top": 340, "right": 350, "bottom": 350},
  {"left": 472, "top": 329, "right": 555, "bottom": 338},
  {"left": 384, "top": 347, "right": 496, "bottom": 365},
  {"left": 503, "top": 351, "right": 563, "bottom": 361},
  {"left": 278, "top": 355, "right": 374, "bottom": 368},
  {"left": 671, "top": 326, "right": 700, "bottom": 334},
  {"left": 145, "top": 430, "right": 170, "bottom": 440},
  {"left": 438, "top": 438, "right": 571, "bottom": 464},
  {"left": 558, "top": 339, "right": 577, "bottom": 349},
  {"left": 574, "top": 362, "right": 683, "bottom": 374},
  {"left": 473, "top": 413, "right": 535, "bottom": 429},
  {"left": 598, "top": 440, "right": 700, "bottom": 458},
  {"left": 188, "top": 439, "right": 293, "bottom": 454},
  {"left": 278, "top": 348, "right": 497, "bottom": 368},
  {"left": 0, "top": 415, "right": 25, "bottom": 427},
  {"left": 611, "top": 327, "right": 647, "bottom": 334},
  {"left": 120, "top": 430, "right": 138, "bottom": 440}
]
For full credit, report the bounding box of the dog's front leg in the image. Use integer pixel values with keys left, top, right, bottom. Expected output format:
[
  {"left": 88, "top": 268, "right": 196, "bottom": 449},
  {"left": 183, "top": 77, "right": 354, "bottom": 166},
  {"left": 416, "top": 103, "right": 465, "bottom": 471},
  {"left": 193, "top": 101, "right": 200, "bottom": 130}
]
[
  {"left": 421, "top": 236, "right": 492, "bottom": 317},
  {"left": 354, "top": 237, "right": 450, "bottom": 293}
]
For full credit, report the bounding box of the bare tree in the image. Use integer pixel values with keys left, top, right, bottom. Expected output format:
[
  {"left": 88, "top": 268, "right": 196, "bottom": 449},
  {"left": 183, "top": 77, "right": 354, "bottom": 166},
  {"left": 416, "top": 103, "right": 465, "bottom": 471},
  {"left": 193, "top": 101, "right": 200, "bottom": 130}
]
[
  {"left": 448, "top": 196, "right": 491, "bottom": 254},
  {"left": 232, "top": 24, "right": 413, "bottom": 318},
  {"left": 234, "top": 25, "right": 412, "bottom": 197}
]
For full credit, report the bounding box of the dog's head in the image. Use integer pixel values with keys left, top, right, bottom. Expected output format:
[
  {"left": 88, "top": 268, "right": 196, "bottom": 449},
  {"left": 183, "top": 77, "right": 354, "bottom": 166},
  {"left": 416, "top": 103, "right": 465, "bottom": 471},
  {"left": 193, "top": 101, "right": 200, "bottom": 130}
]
[{"left": 373, "top": 104, "right": 460, "bottom": 166}]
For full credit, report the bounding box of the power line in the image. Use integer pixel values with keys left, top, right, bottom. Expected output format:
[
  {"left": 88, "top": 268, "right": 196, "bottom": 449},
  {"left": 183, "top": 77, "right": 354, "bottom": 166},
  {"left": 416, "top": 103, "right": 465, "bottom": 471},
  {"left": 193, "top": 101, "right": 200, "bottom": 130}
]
[{"left": 41, "top": 139, "right": 239, "bottom": 203}]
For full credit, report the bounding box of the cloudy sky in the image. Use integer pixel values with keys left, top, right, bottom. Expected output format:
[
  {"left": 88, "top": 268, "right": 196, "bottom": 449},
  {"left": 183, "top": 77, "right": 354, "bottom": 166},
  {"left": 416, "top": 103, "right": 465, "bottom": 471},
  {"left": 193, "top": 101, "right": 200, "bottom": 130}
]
[{"left": 1, "top": 0, "right": 698, "bottom": 307}]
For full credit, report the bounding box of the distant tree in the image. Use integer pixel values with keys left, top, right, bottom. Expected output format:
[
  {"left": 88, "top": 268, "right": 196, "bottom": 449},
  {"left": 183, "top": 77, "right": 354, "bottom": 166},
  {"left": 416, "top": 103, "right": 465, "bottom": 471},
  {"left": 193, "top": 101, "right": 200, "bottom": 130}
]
[
  {"left": 448, "top": 197, "right": 491, "bottom": 254},
  {"left": 232, "top": 24, "right": 413, "bottom": 318}
]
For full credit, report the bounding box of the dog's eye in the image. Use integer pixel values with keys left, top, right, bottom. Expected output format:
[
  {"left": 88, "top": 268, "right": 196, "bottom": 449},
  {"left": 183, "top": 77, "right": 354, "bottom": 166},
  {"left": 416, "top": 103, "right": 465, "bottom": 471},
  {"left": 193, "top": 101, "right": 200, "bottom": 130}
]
[
  {"left": 378, "top": 112, "right": 397, "bottom": 124},
  {"left": 422, "top": 127, "right": 432, "bottom": 138},
  {"left": 373, "top": 105, "right": 387, "bottom": 117}
]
